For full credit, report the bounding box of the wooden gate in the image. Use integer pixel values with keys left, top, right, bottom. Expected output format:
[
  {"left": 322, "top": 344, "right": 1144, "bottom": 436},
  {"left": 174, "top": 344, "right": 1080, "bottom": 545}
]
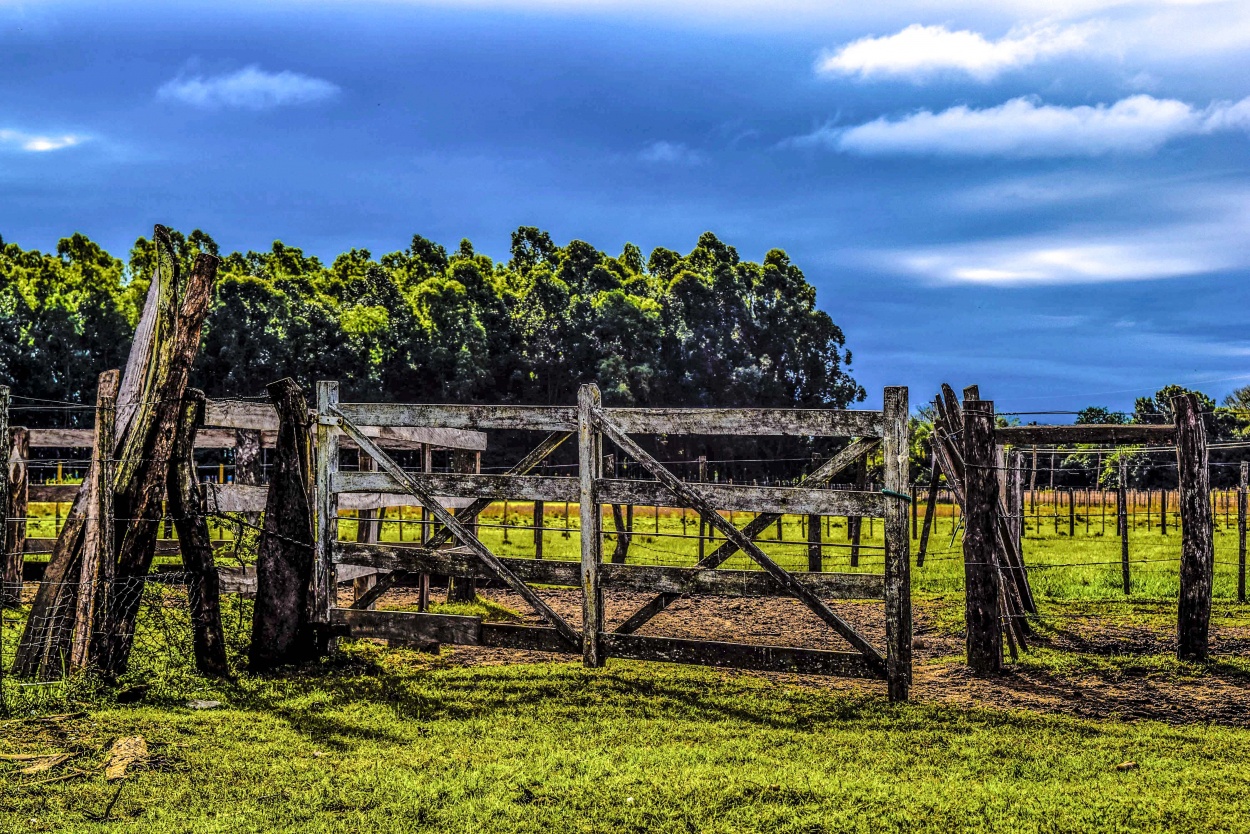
[{"left": 314, "top": 383, "right": 912, "bottom": 701}]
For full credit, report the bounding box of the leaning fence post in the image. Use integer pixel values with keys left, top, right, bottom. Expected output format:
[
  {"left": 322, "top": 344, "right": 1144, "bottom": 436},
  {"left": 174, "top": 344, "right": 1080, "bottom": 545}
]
[
  {"left": 313, "top": 381, "right": 339, "bottom": 627},
  {"left": 1174, "top": 393, "right": 1213, "bottom": 661},
  {"left": 579, "top": 383, "right": 603, "bottom": 667},
  {"left": 963, "top": 399, "right": 1001, "bottom": 674},
  {"left": 1239, "top": 461, "right": 1247, "bottom": 604},
  {"left": 882, "top": 386, "right": 911, "bottom": 702}
]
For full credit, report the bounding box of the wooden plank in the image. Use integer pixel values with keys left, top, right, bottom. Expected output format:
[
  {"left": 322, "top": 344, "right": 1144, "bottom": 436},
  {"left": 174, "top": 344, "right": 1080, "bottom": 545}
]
[
  {"left": 591, "top": 406, "right": 886, "bottom": 672},
  {"left": 337, "top": 403, "right": 577, "bottom": 432},
  {"left": 881, "top": 385, "right": 911, "bottom": 702},
  {"left": 596, "top": 479, "right": 887, "bottom": 517},
  {"left": 335, "top": 542, "right": 884, "bottom": 598},
  {"left": 328, "top": 405, "right": 581, "bottom": 648},
  {"left": 334, "top": 402, "right": 885, "bottom": 438},
  {"left": 28, "top": 422, "right": 486, "bottom": 452},
  {"left": 607, "top": 408, "right": 884, "bottom": 438},
  {"left": 579, "top": 384, "right": 605, "bottom": 667},
  {"left": 330, "top": 608, "right": 482, "bottom": 645},
  {"left": 334, "top": 471, "right": 578, "bottom": 503},
  {"left": 201, "top": 483, "right": 472, "bottom": 513},
  {"left": 480, "top": 623, "right": 578, "bottom": 653},
  {"left": 996, "top": 424, "right": 1175, "bottom": 446},
  {"left": 313, "top": 381, "right": 340, "bottom": 626},
  {"left": 600, "top": 633, "right": 883, "bottom": 679},
  {"left": 1174, "top": 393, "right": 1212, "bottom": 661},
  {"left": 203, "top": 399, "right": 278, "bottom": 430},
  {"left": 612, "top": 437, "right": 880, "bottom": 636}
]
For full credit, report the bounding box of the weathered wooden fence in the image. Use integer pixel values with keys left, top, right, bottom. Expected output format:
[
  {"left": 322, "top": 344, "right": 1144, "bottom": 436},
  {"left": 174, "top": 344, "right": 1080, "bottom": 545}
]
[{"left": 316, "top": 382, "right": 914, "bottom": 701}]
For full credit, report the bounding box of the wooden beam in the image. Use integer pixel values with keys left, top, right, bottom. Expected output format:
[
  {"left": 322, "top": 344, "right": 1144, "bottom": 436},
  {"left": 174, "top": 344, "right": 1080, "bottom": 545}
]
[
  {"left": 600, "top": 633, "right": 883, "bottom": 679},
  {"left": 996, "top": 425, "right": 1175, "bottom": 446},
  {"left": 330, "top": 608, "right": 481, "bottom": 645},
  {"left": 596, "top": 479, "right": 887, "bottom": 517},
  {"left": 334, "top": 471, "right": 577, "bottom": 503}
]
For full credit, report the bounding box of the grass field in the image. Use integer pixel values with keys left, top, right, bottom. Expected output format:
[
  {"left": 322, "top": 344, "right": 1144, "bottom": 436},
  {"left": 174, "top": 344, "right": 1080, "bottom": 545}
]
[{"left": 5, "top": 496, "right": 1250, "bottom": 832}]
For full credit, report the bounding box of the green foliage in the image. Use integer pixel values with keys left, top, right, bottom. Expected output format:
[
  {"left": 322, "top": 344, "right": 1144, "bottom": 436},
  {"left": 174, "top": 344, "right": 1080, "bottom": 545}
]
[{"left": 0, "top": 228, "right": 864, "bottom": 420}]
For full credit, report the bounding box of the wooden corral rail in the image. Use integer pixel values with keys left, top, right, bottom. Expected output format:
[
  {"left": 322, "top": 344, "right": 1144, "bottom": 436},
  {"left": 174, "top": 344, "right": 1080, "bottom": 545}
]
[{"left": 315, "top": 383, "right": 913, "bottom": 701}]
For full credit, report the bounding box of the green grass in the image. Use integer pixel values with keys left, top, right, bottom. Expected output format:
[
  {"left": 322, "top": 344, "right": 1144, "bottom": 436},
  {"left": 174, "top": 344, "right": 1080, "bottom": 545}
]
[{"left": 4, "top": 651, "right": 1250, "bottom": 833}]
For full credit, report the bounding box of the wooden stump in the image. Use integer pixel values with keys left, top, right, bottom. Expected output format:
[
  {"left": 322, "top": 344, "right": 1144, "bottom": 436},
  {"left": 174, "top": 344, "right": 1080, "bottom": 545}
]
[{"left": 250, "top": 378, "right": 317, "bottom": 671}]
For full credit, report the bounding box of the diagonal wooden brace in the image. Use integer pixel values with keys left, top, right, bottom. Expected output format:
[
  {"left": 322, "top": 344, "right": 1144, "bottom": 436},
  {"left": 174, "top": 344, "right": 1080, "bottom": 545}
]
[
  {"left": 330, "top": 408, "right": 581, "bottom": 648},
  {"left": 614, "top": 437, "right": 881, "bottom": 635},
  {"left": 591, "top": 406, "right": 886, "bottom": 672},
  {"left": 349, "top": 431, "right": 570, "bottom": 610}
]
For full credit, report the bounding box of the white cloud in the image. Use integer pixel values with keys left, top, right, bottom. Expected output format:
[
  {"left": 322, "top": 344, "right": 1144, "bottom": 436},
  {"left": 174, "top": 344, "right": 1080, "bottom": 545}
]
[
  {"left": 157, "top": 66, "right": 340, "bottom": 110},
  {"left": 795, "top": 94, "right": 1250, "bottom": 158},
  {"left": 638, "top": 140, "right": 705, "bottom": 165},
  {"left": 0, "top": 129, "right": 83, "bottom": 152},
  {"left": 817, "top": 22, "right": 1096, "bottom": 82}
]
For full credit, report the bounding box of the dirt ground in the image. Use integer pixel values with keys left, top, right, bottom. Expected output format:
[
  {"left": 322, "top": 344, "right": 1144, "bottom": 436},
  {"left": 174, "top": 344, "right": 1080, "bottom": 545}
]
[{"left": 369, "top": 584, "right": 1250, "bottom": 728}]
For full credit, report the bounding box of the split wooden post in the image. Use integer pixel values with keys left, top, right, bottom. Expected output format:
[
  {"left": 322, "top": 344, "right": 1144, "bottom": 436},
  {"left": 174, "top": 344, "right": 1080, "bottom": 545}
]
[
  {"left": 963, "top": 400, "right": 1001, "bottom": 674},
  {"left": 0, "top": 387, "right": 9, "bottom": 608},
  {"left": 1119, "top": 460, "right": 1130, "bottom": 595},
  {"left": 1239, "top": 461, "right": 1247, "bottom": 604},
  {"left": 1174, "top": 393, "right": 1213, "bottom": 661},
  {"left": 2, "top": 425, "right": 27, "bottom": 607},
  {"left": 313, "top": 381, "right": 339, "bottom": 627},
  {"left": 882, "top": 386, "right": 912, "bottom": 701},
  {"left": 579, "top": 383, "right": 604, "bottom": 667},
  {"left": 167, "top": 389, "right": 229, "bottom": 677},
  {"left": 70, "top": 371, "right": 119, "bottom": 671}
]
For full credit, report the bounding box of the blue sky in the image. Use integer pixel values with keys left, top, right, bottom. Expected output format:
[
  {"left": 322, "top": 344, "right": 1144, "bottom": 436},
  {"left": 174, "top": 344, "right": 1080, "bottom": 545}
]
[{"left": 3, "top": 0, "right": 1250, "bottom": 414}]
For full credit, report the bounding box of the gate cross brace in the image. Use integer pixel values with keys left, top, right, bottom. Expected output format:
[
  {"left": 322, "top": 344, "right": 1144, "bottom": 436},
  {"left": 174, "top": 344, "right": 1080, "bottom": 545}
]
[
  {"left": 591, "top": 405, "right": 887, "bottom": 672},
  {"left": 349, "top": 431, "right": 571, "bottom": 610},
  {"left": 614, "top": 436, "right": 881, "bottom": 635},
  {"left": 330, "top": 407, "right": 581, "bottom": 648}
]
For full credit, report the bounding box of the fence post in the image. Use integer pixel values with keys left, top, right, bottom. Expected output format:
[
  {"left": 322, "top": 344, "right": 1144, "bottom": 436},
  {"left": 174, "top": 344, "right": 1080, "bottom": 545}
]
[
  {"left": 1240, "top": 461, "right": 1247, "bottom": 604},
  {"left": 1119, "top": 460, "right": 1130, "bottom": 595},
  {"left": 882, "top": 386, "right": 911, "bottom": 702},
  {"left": 1161, "top": 489, "right": 1168, "bottom": 535},
  {"left": 963, "top": 399, "right": 1001, "bottom": 674},
  {"left": 917, "top": 451, "right": 940, "bottom": 566},
  {"left": 3, "top": 425, "right": 27, "bottom": 608},
  {"left": 1174, "top": 393, "right": 1213, "bottom": 661},
  {"left": 807, "top": 513, "right": 822, "bottom": 572},
  {"left": 697, "top": 455, "right": 707, "bottom": 561},
  {"left": 0, "top": 386, "right": 8, "bottom": 609},
  {"left": 579, "top": 383, "right": 603, "bottom": 667},
  {"left": 313, "top": 381, "right": 339, "bottom": 626},
  {"left": 534, "top": 500, "right": 545, "bottom": 560}
]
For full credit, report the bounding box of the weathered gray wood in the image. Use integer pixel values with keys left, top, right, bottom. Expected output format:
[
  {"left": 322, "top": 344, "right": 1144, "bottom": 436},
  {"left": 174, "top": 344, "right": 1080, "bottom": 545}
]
[
  {"left": 234, "top": 427, "right": 262, "bottom": 527},
  {"left": 312, "top": 381, "right": 340, "bottom": 629},
  {"left": 1239, "top": 461, "right": 1247, "bottom": 604},
  {"left": 204, "top": 399, "right": 279, "bottom": 430},
  {"left": 94, "top": 247, "right": 219, "bottom": 677},
  {"left": 202, "top": 484, "right": 269, "bottom": 513},
  {"left": 595, "top": 479, "right": 888, "bottom": 517},
  {"left": 70, "top": 370, "right": 119, "bottom": 671},
  {"left": 334, "top": 471, "right": 578, "bottom": 503},
  {"left": 355, "top": 452, "right": 378, "bottom": 546},
  {"left": 963, "top": 400, "right": 1002, "bottom": 674},
  {"left": 337, "top": 541, "right": 884, "bottom": 597},
  {"left": 613, "top": 437, "right": 879, "bottom": 636},
  {"left": 335, "top": 402, "right": 886, "bottom": 438},
  {"left": 347, "top": 432, "right": 571, "bottom": 612},
  {"left": 579, "top": 384, "right": 605, "bottom": 667},
  {"left": 591, "top": 405, "right": 886, "bottom": 671},
  {"left": 2, "top": 419, "right": 24, "bottom": 607},
  {"left": 330, "top": 608, "right": 480, "bottom": 645},
  {"left": 252, "top": 378, "right": 319, "bottom": 671},
  {"left": 996, "top": 425, "right": 1175, "bottom": 445},
  {"left": 600, "top": 633, "right": 883, "bottom": 679},
  {"left": 329, "top": 406, "right": 581, "bottom": 647},
  {"left": 167, "top": 389, "right": 229, "bottom": 677},
  {"left": 1174, "top": 393, "right": 1213, "bottom": 661},
  {"left": 480, "top": 623, "right": 577, "bottom": 653},
  {"left": 881, "top": 386, "right": 911, "bottom": 702}
]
